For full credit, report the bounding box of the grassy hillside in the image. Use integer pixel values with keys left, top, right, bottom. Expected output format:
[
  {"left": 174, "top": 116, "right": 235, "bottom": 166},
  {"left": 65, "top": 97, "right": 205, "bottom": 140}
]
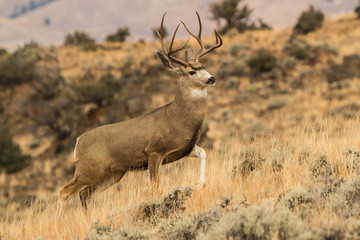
[{"left": 1, "top": 13, "right": 360, "bottom": 239}]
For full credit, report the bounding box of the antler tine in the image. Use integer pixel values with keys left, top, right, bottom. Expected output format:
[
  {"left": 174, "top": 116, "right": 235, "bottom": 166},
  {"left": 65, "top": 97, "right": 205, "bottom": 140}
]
[
  {"left": 197, "top": 28, "right": 223, "bottom": 60},
  {"left": 168, "top": 23, "right": 184, "bottom": 54},
  {"left": 196, "top": 11, "right": 202, "bottom": 40},
  {"left": 180, "top": 11, "right": 204, "bottom": 56},
  {"left": 157, "top": 13, "right": 168, "bottom": 55},
  {"left": 157, "top": 13, "right": 189, "bottom": 67},
  {"left": 168, "top": 23, "right": 189, "bottom": 66}
]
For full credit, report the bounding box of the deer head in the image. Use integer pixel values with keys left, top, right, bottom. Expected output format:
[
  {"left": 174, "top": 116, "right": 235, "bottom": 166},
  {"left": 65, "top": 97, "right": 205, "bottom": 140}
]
[{"left": 155, "top": 12, "right": 222, "bottom": 88}]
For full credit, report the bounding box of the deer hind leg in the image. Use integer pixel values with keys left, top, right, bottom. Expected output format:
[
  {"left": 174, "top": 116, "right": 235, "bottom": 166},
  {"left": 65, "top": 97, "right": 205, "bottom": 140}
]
[
  {"left": 147, "top": 152, "right": 163, "bottom": 191},
  {"left": 190, "top": 145, "right": 206, "bottom": 189},
  {"left": 79, "top": 170, "right": 126, "bottom": 210},
  {"left": 79, "top": 185, "right": 95, "bottom": 210},
  {"left": 57, "top": 176, "right": 87, "bottom": 216}
]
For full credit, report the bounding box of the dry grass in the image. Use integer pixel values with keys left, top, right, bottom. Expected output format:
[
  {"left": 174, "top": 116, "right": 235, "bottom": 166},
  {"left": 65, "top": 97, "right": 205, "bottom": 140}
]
[{"left": 1, "top": 115, "right": 360, "bottom": 239}]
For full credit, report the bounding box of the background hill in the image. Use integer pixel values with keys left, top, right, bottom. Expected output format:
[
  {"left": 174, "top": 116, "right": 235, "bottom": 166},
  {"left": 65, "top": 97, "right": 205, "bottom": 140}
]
[{"left": 0, "top": 0, "right": 358, "bottom": 51}]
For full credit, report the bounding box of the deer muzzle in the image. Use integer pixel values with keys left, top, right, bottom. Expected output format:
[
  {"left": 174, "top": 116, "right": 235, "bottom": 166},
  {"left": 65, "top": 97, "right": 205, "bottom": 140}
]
[{"left": 206, "top": 76, "right": 216, "bottom": 85}]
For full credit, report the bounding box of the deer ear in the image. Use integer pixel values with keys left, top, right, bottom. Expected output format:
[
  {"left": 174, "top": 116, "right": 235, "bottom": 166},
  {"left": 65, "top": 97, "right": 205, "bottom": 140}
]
[
  {"left": 156, "top": 51, "right": 178, "bottom": 71},
  {"left": 185, "top": 48, "right": 196, "bottom": 63}
]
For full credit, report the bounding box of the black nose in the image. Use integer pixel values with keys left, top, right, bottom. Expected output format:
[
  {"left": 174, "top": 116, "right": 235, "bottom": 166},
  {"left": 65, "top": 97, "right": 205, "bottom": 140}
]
[{"left": 207, "top": 76, "right": 216, "bottom": 85}]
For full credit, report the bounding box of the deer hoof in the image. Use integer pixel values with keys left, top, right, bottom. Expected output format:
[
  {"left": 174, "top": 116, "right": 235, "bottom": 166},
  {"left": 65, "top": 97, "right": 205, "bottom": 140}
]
[{"left": 197, "top": 181, "right": 206, "bottom": 190}]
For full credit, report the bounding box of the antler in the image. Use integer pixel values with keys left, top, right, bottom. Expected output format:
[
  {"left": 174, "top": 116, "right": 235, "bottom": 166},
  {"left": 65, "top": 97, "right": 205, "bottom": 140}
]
[
  {"left": 181, "top": 11, "right": 223, "bottom": 61},
  {"left": 157, "top": 13, "right": 189, "bottom": 67}
]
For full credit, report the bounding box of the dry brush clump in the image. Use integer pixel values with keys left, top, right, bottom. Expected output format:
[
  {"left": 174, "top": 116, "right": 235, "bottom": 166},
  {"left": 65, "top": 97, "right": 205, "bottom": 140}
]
[
  {"left": 86, "top": 221, "right": 149, "bottom": 240},
  {"left": 0, "top": 119, "right": 30, "bottom": 173},
  {"left": 136, "top": 187, "right": 193, "bottom": 225},
  {"left": 231, "top": 144, "right": 266, "bottom": 179},
  {"left": 202, "top": 206, "right": 312, "bottom": 239},
  {"left": 342, "top": 148, "right": 360, "bottom": 174},
  {"left": 158, "top": 197, "right": 236, "bottom": 239},
  {"left": 277, "top": 174, "right": 360, "bottom": 224},
  {"left": 309, "top": 154, "right": 333, "bottom": 179}
]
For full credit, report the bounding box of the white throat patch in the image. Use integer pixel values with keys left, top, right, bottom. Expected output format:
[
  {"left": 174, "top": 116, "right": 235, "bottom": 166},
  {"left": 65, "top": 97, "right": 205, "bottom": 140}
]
[{"left": 191, "top": 88, "right": 207, "bottom": 98}]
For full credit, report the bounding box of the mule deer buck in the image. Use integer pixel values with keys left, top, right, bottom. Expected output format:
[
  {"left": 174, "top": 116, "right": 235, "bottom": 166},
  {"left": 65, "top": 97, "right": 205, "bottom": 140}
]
[{"left": 58, "top": 12, "right": 222, "bottom": 213}]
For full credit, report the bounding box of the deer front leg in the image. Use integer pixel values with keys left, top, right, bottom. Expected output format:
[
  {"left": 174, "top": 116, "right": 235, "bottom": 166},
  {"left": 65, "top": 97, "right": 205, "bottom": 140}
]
[
  {"left": 147, "top": 152, "right": 163, "bottom": 191},
  {"left": 191, "top": 145, "right": 206, "bottom": 189}
]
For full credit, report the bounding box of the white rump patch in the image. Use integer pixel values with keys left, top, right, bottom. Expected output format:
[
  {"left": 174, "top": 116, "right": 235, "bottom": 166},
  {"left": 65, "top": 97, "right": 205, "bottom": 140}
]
[
  {"left": 191, "top": 88, "right": 207, "bottom": 98},
  {"left": 74, "top": 137, "right": 80, "bottom": 160}
]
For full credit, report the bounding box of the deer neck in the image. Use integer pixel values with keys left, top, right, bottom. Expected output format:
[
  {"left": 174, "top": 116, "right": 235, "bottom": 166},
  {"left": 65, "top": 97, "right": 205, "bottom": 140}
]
[{"left": 170, "top": 76, "right": 208, "bottom": 122}]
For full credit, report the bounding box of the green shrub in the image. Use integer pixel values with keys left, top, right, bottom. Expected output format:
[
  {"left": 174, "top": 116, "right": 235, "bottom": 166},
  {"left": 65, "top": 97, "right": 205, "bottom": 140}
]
[
  {"left": 64, "top": 31, "right": 98, "bottom": 51},
  {"left": 0, "top": 42, "right": 39, "bottom": 85},
  {"left": 106, "top": 26, "right": 130, "bottom": 42},
  {"left": 0, "top": 120, "right": 29, "bottom": 173},
  {"left": 217, "top": 59, "right": 247, "bottom": 79},
  {"left": 247, "top": 48, "right": 276, "bottom": 74},
  {"left": 355, "top": 1, "right": 360, "bottom": 18},
  {"left": 142, "top": 61, "right": 164, "bottom": 77},
  {"left": 210, "top": 0, "right": 270, "bottom": 34},
  {"left": 285, "top": 39, "right": 337, "bottom": 70},
  {"left": 31, "top": 98, "right": 80, "bottom": 141},
  {"left": 210, "top": 0, "right": 272, "bottom": 34},
  {"left": 293, "top": 5, "right": 324, "bottom": 35},
  {"left": 327, "top": 54, "right": 360, "bottom": 83},
  {"left": 210, "top": 0, "right": 246, "bottom": 33},
  {"left": 152, "top": 26, "right": 168, "bottom": 39},
  {"left": 80, "top": 42, "right": 98, "bottom": 52},
  {"left": 284, "top": 39, "right": 311, "bottom": 60},
  {"left": 224, "top": 76, "right": 241, "bottom": 89},
  {"left": 0, "top": 48, "right": 7, "bottom": 56},
  {"left": 228, "top": 42, "right": 244, "bottom": 57},
  {"left": 67, "top": 73, "right": 121, "bottom": 107},
  {"left": 258, "top": 18, "right": 272, "bottom": 30},
  {"left": 64, "top": 31, "right": 95, "bottom": 45},
  {"left": 32, "top": 63, "right": 65, "bottom": 100}
]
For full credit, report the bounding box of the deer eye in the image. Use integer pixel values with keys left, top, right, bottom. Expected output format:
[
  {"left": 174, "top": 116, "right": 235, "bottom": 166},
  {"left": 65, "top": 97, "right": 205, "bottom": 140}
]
[{"left": 189, "top": 70, "right": 196, "bottom": 75}]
